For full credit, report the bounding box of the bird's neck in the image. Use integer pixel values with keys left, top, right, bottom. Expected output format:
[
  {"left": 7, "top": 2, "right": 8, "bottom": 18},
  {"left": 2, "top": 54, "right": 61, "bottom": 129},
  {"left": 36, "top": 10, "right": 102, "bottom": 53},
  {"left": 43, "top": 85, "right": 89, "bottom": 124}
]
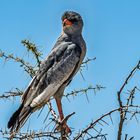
[{"left": 62, "top": 32, "right": 82, "bottom": 43}]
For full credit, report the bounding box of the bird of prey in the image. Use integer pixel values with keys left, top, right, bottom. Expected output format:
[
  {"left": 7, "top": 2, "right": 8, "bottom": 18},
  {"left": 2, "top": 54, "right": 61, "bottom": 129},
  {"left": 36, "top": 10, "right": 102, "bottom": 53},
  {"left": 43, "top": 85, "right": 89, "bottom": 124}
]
[{"left": 8, "top": 11, "right": 86, "bottom": 134}]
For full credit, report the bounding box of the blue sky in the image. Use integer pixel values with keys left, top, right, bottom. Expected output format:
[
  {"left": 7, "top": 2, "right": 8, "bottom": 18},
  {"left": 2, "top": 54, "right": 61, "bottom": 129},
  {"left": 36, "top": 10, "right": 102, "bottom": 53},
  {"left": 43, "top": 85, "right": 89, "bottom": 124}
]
[{"left": 0, "top": 0, "right": 140, "bottom": 139}]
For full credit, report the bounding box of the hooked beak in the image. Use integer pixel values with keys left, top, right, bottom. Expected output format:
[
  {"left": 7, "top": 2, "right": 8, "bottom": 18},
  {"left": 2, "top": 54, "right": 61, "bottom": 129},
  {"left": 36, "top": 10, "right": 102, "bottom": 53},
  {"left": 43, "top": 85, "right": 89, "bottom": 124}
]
[{"left": 63, "top": 19, "right": 73, "bottom": 27}]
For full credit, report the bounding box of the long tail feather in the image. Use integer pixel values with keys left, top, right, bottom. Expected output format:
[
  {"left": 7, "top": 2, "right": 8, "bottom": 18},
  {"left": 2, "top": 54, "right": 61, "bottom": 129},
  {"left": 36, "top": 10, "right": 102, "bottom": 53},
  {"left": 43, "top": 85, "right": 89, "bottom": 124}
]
[
  {"left": 8, "top": 104, "right": 23, "bottom": 129},
  {"left": 8, "top": 104, "right": 32, "bottom": 134}
]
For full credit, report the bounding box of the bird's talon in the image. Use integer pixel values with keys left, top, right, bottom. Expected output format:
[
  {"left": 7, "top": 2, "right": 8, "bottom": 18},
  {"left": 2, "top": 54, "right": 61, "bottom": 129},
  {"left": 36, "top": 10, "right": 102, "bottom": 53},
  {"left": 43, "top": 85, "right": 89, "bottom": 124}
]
[
  {"left": 63, "top": 123, "right": 71, "bottom": 134},
  {"left": 55, "top": 122, "right": 71, "bottom": 134}
]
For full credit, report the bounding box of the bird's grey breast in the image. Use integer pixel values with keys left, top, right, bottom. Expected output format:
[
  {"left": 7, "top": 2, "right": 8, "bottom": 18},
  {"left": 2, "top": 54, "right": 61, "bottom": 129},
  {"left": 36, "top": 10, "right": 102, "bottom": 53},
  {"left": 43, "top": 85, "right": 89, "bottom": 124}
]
[{"left": 70, "top": 34, "right": 86, "bottom": 74}]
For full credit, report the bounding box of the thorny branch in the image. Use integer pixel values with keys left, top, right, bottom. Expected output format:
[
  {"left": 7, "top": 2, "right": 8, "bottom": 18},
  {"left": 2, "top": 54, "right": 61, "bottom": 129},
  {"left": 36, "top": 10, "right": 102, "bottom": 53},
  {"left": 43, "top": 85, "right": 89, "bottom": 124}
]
[
  {"left": 117, "top": 61, "right": 140, "bottom": 108},
  {"left": 0, "top": 129, "right": 59, "bottom": 140},
  {"left": 81, "top": 57, "right": 96, "bottom": 67},
  {"left": 21, "top": 39, "right": 42, "bottom": 67},
  {"left": 0, "top": 49, "right": 35, "bottom": 77},
  {"left": 74, "top": 108, "right": 119, "bottom": 139},
  {"left": 74, "top": 105, "right": 140, "bottom": 140},
  {"left": 0, "top": 85, "right": 104, "bottom": 100},
  {"left": 0, "top": 39, "right": 42, "bottom": 78},
  {"left": 64, "top": 85, "right": 105, "bottom": 100},
  {"left": 2, "top": 105, "right": 138, "bottom": 139},
  {"left": 73, "top": 61, "right": 140, "bottom": 140},
  {"left": 0, "top": 88, "right": 23, "bottom": 99},
  {"left": 117, "top": 61, "right": 140, "bottom": 140}
]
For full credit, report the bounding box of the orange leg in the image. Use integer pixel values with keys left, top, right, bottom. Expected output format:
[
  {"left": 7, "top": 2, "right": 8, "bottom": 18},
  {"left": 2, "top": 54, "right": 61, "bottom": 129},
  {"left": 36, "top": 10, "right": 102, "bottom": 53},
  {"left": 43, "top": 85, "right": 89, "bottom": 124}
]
[{"left": 55, "top": 98, "right": 71, "bottom": 134}]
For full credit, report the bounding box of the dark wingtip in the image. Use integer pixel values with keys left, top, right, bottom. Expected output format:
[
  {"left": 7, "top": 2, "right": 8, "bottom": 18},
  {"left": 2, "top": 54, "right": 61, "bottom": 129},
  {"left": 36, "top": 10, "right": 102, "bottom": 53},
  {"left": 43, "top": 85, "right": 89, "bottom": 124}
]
[{"left": 7, "top": 104, "right": 23, "bottom": 129}]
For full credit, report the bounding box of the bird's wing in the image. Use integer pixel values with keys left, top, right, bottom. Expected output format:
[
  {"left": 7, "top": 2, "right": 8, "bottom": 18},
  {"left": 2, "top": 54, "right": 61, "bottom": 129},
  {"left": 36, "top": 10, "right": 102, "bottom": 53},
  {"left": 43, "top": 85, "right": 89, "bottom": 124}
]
[{"left": 21, "top": 41, "right": 82, "bottom": 108}]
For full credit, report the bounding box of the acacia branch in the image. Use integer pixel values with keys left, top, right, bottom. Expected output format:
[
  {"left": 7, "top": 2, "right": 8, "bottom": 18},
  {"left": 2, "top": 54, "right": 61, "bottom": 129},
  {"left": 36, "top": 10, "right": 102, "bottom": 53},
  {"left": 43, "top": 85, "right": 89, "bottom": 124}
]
[
  {"left": 0, "top": 85, "right": 104, "bottom": 101},
  {"left": 0, "top": 89, "right": 23, "bottom": 99},
  {"left": 117, "top": 61, "right": 140, "bottom": 108},
  {"left": 21, "top": 39, "right": 42, "bottom": 67},
  {"left": 117, "top": 61, "right": 140, "bottom": 140},
  {"left": 0, "top": 49, "right": 35, "bottom": 77},
  {"left": 64, "top": 85, "right": 105, "bottom": 99},
  {"left": 0, "top": 129, "right": 59, "bottom": 140},
  {"left": 81, "top": 57, "right": 96, "bottom": 67},
  {"left": 74, "top": 105, "right": 140, "bottom": 140},
  {"left": 74, "top": 108, "right": 119, "bottom": 140}
]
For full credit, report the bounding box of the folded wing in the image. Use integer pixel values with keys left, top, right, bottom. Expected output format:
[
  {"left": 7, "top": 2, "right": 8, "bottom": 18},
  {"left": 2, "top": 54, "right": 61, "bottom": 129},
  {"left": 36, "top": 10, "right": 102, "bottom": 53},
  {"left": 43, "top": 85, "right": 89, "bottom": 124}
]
[{"left": 8, "top": 41, "right": 82, "bottom": 132}]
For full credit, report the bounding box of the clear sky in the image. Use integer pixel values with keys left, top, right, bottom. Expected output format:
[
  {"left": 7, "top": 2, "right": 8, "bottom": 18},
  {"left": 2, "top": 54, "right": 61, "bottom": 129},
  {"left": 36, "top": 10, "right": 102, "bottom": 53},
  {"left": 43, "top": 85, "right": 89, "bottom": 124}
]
[{"left": 0, "top": 0, "right": 140, "bottom": 139}]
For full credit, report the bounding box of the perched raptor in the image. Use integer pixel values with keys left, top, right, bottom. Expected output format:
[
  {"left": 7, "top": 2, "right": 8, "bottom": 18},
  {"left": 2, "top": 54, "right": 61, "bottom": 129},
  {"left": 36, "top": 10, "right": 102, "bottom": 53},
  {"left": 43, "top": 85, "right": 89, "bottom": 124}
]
[{"left": 8, "top": 11, "right": 86, "bottom": 134}]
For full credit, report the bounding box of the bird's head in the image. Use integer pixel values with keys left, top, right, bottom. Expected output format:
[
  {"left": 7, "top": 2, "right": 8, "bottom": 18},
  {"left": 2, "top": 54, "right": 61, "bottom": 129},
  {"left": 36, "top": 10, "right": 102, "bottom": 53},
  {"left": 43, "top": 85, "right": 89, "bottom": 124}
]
[{"left": 62, "top": 11, "right": 83, "bottom": 36}]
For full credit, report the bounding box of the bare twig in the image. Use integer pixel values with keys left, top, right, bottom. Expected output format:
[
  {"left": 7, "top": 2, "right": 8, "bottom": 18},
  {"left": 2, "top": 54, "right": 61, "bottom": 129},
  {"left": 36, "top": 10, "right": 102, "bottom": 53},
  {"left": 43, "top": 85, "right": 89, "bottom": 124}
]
[
  {"left": 21, "top": 39, "right": 42, "bottom": 67},
  {"left": 0, "top": 129, "right": 59, "bottom": 140},
  {"left": 81, "top": 57, "right": 96, "bottom": 67},
  {"left": 0, "top": 49, "right": 35, "bottom": 77},
  {"left": 0, "top": 88, "right": 23, "bottom": 99},
  {"left": 74, "top": 105, "right": 140, "bottom": 140},
  {"left": 0, "top": 85, "right": 104, "bottom": 101},
  {"left": 74, "top": 108, "right": 118, "bottom": 139},
  {"left": 64, "top": 85, "right": 105, "bottom": 99},
  {"left": 47, "top": 101, "right": 58, "bottom": 121},
  {"left": 117, "top": 61, "right": 140, "bottom": 140}
]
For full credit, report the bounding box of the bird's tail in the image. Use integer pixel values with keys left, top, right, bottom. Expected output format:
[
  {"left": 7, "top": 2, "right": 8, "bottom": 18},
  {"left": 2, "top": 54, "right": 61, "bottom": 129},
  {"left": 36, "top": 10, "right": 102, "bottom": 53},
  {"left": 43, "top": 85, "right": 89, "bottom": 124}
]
[{"left": 7, "top": 104, "right": 32, "bottom": 136}]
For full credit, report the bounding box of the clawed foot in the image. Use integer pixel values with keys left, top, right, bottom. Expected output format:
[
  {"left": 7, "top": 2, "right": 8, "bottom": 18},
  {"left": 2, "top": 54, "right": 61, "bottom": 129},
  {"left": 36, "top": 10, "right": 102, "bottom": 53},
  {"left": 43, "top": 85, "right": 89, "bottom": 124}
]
[
  {"left": 62, "top": 122, "right": 71, "bottom": 134},
  {"left": 55, "top": 112, "right": 75, "bottom": 135},
  {"left": 55, "top": 121, "right": 71, "bottom": 135}
]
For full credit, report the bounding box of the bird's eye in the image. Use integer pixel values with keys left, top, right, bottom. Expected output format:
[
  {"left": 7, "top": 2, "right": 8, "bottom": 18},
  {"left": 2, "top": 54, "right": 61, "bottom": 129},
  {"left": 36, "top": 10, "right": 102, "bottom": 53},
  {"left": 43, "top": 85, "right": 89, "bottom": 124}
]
[{"left": 69, "top": 19, "right": 78, "bottom": 23}]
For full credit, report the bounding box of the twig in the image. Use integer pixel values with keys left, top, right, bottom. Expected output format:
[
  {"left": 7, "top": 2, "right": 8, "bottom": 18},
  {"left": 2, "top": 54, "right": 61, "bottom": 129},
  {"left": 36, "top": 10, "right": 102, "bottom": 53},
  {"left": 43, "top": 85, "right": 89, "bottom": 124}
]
[
  {"left": 74, "top": 108, "right": 119, "bottom": 140},
  {"left": 117, "top": 61, "right": 140, "bottom": 140},
  {"left": 21, "top": 39, "right": 42, "bottom": 67},
  {"left": 0, "top": 89, "right": 23, "bottom": 99},
  {"left": 81, "top": 57, "right": 96, "bottom": 67},
  {"left": 0, "top": 49, "right": 35, "bottom": 77},
  {"left": 74, "top": 105, "right": 140, "bottom": 140},
  {"left": 0, "top": 129, "right": 59, "bottom": 140},
  {"left": 64, "top": 85, "right": 105, "bottom": 99}
]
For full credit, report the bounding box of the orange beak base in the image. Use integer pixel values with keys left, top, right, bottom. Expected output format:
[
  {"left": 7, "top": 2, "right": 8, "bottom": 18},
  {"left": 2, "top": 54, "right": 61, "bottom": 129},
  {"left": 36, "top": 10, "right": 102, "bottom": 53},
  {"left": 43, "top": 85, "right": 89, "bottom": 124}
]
[{"left": 63, "top": 19, "right": 73, "bottom": 26}]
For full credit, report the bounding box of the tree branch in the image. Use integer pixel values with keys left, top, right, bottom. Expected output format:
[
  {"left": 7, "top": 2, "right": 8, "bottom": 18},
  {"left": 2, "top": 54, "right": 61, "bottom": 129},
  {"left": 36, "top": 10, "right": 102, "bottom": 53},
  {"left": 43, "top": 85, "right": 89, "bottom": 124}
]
[{"left": 117, "top": 61, "right": 140, "bottom": 140}]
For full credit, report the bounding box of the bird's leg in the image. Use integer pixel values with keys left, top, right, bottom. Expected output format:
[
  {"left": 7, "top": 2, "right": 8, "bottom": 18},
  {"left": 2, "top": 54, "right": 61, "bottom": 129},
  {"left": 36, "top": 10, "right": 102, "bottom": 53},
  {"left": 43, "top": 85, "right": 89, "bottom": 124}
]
[{"left": 55, "top": 98, "right": 71, "bottom": 134}]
